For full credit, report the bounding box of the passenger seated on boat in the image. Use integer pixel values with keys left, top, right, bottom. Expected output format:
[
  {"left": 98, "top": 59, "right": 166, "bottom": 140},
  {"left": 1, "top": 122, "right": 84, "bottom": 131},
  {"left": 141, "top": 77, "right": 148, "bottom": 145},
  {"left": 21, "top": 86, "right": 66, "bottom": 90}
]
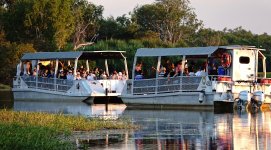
[
  {"left": 173, "top": 61, "right": 182, "bottom": 77},
  {"left": 218, "top": 66, "right": 225, "bottom": 75},
  {"left": 81, "top": 70, "right": 87, "bottom": 79},
  {"left": 23, "top": 61, "right": 31, "bottom": 76},
  {"left": 164, "top": 60, "right": 172, "bottom": 77},
  {"left": 100, "top": 71, "right": 108, "bottom": 80},
  {"left": 32, "top": 68, "right": 37, "bottom": 76},
  {"left": 47, "top": 69, "right": 54, "bottom": 78},
  {"left": 195, "top": 66, "right": 206, "bottom": 76},
  {"left": 59, "top": 70, "right": 67, "bottom": 79},
  {"left": 118, "top": 72, "right": 123, "bottom": 80},
  {"left": 75, "top": 72, "right": 81, "bottom": 80},
  {"left": 120, "top": 70, "right": 127, "bottom": 80},
  {"left": 42, "top": 69, "right": 49, "bottom": 77},
  {"left": 87, "top": 71, "right": 96, "bottom": 81},
  {"left": 183, "top": 68, "right": 189, "bottom": 76},
  {"left": 66, "top": 70, "right": 74, "bottom": 80},
  {"left": 134, "top": 63, "right": 143, "bottom": 80},
  {"left": 209, "top": 64, "right": 218, "bottom": 76},
  {"left": 111, "top": 70, "right": 118, "bottom": 80},
  {"left": 188, "top": 66, "right": 195, "bottom": 76},
  {"left": 94, "top": 67, "right": 100, "bottom": 78},
  {"left": 158, "top": 67, "right": 166, "bottom": 77}
]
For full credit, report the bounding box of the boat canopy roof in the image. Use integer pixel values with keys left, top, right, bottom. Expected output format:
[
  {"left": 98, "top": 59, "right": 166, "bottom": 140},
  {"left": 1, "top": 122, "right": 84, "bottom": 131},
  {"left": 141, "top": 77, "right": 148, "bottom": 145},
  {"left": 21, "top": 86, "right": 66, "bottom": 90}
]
[
  {"left": 21, "top": 51, "right": 126, "bottom": 60},
  {"left": 135, "top": 45, "right": 264, "bottom": 57}
]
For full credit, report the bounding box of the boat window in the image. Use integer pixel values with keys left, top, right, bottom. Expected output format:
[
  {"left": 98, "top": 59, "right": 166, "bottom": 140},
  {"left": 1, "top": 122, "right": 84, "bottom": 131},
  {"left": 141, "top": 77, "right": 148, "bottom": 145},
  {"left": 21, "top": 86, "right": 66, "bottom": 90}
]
[{"left": 239, "top": 56, "right": 250, "bottom": 64}]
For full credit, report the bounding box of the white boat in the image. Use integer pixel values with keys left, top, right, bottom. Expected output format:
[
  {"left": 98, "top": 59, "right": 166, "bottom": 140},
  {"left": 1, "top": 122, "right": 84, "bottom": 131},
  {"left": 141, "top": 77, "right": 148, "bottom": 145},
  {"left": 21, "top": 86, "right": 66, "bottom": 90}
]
[
  {"left": 120, "top": 46, "right": 271, "bottom": 109},
  {"left": 12, "top": 51, "right": 128, "bottom": 103}
]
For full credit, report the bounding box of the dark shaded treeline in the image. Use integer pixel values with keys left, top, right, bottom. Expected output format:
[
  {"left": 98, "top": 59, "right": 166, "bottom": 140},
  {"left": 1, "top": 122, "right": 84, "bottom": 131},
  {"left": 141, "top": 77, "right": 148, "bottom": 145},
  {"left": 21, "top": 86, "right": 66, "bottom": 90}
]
[{"left": 1, "top": 0, "right": 271, "bottom": 85}]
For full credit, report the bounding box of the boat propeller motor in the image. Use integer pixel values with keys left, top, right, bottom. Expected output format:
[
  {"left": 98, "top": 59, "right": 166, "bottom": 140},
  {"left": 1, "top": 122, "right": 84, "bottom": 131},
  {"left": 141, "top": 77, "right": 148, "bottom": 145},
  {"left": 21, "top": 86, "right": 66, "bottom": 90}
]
[
  {"left": 236, "top": 90, "right": 250, "bottom": 110},
  {"left": 250, "top": 91, "right": 264, "bottom": 109}
]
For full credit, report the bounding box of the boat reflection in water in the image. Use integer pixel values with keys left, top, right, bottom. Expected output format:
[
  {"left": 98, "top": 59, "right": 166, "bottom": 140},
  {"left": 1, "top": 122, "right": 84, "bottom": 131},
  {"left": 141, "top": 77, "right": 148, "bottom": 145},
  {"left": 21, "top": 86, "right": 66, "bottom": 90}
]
[
  {"left": 232, "top": 111, "right": 271, "bottom": 150},
  {"left": 124, "top": 110, "right": 227, "bottom": 150},
  {"left": 12, "top": 101, "right": 271, "bottom": 149},
  {"left": 13, "top": 101, "right": 126, "bottom": 118}
]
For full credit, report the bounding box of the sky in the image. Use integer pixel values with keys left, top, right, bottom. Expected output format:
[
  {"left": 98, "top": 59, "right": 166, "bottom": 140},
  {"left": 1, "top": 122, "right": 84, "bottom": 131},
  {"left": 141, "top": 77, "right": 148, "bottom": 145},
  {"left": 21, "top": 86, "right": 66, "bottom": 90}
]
[{"left": 90, "top": 0, "right": 271, "bottom": 35}]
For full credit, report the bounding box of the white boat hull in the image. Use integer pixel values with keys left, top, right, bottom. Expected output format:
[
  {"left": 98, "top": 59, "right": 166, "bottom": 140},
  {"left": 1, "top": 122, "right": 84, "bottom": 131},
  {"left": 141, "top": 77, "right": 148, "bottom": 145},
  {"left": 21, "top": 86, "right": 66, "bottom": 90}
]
[
  {"left": 13, "top": 88, "right": 88, "bottom": 101},
  {"left": 121, "top": 92, "right": 233, "bottom": 109}
]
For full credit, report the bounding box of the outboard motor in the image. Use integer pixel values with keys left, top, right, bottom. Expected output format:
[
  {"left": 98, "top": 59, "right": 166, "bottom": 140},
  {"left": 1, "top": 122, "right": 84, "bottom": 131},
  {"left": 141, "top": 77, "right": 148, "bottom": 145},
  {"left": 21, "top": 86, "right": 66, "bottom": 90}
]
[
  {"left": 250, "top": 91, "right": 264, "bottom": 109},
  {"left": 236, "top": 90, "right": 250, "bottom": 110}
]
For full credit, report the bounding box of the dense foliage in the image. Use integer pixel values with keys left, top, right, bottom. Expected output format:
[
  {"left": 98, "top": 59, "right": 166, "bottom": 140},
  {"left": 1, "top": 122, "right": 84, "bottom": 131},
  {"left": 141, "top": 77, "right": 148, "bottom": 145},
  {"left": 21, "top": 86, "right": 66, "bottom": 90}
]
[{"left": 0, "top": 0, "right": 271, "bottom": 84}]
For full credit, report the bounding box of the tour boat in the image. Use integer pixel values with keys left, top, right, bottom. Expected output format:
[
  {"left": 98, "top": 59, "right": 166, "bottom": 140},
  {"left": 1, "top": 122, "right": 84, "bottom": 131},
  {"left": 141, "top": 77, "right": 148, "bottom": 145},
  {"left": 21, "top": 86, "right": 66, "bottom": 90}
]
[
  {"left": 12, "top": 51, "right": 128, "bottom": 103},
  {"left": 120, "top": 46, "right": 271, "bottom": 109}
]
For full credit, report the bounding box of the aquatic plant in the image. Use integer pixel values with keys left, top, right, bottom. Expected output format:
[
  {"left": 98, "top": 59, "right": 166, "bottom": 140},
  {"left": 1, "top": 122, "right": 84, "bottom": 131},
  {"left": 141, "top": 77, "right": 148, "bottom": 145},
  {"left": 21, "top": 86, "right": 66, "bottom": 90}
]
[{"left": 0, "top": 110, "right": 135, "bottom": 149}]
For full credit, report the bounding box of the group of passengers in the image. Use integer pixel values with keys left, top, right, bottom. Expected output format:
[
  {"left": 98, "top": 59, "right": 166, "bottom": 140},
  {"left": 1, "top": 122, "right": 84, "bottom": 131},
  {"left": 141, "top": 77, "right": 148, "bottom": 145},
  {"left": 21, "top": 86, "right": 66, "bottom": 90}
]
[
  {"left": 58, "top": 66, "right": 127, "bottom": 81},
  {"left": 19, "top": 61, "right": 127, "bottom": 81},
  {"left": 135, "top": 60, "right": 214, "bottom": 80}
]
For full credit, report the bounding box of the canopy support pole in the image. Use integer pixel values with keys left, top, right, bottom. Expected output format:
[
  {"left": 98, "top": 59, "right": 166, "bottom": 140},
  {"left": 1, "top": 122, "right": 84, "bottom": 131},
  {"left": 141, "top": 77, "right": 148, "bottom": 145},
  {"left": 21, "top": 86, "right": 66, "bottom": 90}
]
[
  {"left": 36, "top": 60, "right": 39, "bottom": 89},
  {"left": 156, "top": 56, "right": 161, "bottom": 94},
  {"left": 131, "top": 56, "right": 137, "bottom": 95},
  {"left": 181, "top": 56, "right": 186, "bottom": 76},
  {"left": 86, "top": 60, "right": 90, "bottom": 72},
  {"left": 124, "top": 57, "right": 129, "bottom": 79},
  {"left": 54, "top": 59, "right": 59, "bottom": 91},
  {"left": 105, "top": 59, "right": 109, "bottom": 76},
  {"left": 74, "top": 58, "right": 78, "bottom": 80}
]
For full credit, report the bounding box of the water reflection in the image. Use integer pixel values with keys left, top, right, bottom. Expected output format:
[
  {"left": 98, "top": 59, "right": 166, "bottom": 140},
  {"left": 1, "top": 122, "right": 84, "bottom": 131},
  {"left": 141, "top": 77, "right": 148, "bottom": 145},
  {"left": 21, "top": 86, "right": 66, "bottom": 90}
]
[
  {"left": 71, "top": 109, "right": 271, "bottom": 150},
  {"left": 1, "top": 91, "right": 271, "bottom": 149},
  {"left": 0, "top": 91, "right": 13, "bottom": 109},
  {"left": 14, "top": 101, "right": 126, "bottom": 118},
  {"left": 124, "top": 110, "right": 217, "bottom": 150},
  {"left": 233, "top": 111, "right": 271, "bottom": 150}
]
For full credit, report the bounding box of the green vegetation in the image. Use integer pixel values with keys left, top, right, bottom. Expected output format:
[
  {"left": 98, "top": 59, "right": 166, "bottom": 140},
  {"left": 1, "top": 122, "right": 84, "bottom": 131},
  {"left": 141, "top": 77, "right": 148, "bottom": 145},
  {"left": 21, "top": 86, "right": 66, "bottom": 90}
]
[
  {"left": 0, "top": 124, "right": 73, "bottom": 150},
  {"left": 1, "top": 0, "right": 271, "bottom": 85},
  {"left": 0, "top": 110, "right": 135, "bottom": 149},
  {"left": 0, "top": 84, "right": 11, "bottom": 90}
]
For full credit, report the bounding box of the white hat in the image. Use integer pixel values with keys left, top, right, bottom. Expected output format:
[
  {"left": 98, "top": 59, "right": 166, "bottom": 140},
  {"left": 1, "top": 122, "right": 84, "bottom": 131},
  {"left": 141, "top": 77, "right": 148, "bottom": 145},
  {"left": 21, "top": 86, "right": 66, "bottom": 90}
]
[{"left": 118, "top": 72, "right": 122, "bottom": 76}]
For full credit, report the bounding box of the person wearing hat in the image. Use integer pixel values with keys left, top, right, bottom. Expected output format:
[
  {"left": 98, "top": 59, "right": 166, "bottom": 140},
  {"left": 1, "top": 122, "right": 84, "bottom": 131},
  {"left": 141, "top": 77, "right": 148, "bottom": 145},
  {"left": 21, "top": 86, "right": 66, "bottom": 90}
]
[{"left": 66, "top": 70, "right": 74, "bottom": 80}]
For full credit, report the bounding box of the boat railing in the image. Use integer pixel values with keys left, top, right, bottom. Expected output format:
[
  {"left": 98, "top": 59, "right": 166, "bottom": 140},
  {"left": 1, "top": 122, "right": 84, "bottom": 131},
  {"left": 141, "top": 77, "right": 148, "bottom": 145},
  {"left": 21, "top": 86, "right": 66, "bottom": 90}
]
[
  {"left": 132, "top": 76, "right": 203, "bottom": 95},
  {"left": 19, "top": 76, "right": 74, "bottom": 92},
  {"left": 208, "top": 75, "right": 232, "bottom": 82}
]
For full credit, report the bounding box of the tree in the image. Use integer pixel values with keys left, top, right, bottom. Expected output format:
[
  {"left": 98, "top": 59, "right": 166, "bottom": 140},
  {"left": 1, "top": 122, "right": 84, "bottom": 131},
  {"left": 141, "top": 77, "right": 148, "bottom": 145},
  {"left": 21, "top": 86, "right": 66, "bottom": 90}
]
[
  {"left": 72, "top": 0, "right": 103, "bottom": 50},
  {"left": 194, "top": 28, "right": 227, "bottom": 46},
  {"left": 132, "top": 0, "right": 202, "bottom": 44},
  {"left": 97, "top": 15, "right": 137, "bottom": 40},
  {"left": 0, "top": 32, "right": 35, "bottom": 84},
  {"left": 2, "top": 0, "right": 76, "bottom": 51}
]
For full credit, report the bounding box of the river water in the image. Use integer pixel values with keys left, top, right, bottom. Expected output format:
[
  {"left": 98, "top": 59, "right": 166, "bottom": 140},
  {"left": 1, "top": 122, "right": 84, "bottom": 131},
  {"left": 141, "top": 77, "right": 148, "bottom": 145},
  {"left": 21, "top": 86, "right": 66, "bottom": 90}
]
[{"left": 1, "top": 91, "right": 271, "bottom": 150}]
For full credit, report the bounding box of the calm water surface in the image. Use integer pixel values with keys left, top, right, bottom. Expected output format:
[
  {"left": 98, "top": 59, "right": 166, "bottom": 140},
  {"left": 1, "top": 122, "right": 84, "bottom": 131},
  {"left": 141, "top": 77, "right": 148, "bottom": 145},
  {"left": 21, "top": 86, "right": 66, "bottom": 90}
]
[{"left": 1, "top": 91, "right": 271, "bottom": 150}]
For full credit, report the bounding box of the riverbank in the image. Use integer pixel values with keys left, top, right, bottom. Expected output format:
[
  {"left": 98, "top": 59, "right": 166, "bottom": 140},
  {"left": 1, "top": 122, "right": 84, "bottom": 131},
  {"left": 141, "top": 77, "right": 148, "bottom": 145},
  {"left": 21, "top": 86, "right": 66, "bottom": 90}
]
[{"left": 0, "top": 110, "right": 136, "bottom": 149}]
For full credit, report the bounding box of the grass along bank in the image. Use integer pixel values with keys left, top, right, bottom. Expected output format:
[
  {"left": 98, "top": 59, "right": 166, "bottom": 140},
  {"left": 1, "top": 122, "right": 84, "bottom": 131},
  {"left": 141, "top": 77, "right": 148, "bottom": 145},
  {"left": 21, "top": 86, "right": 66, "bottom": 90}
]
[
  {"left": 0, "top": 83, "right": 11, "bottom": 91},
  {"left": 0, "top": 110, "right": 135, "bottom": 149}
]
